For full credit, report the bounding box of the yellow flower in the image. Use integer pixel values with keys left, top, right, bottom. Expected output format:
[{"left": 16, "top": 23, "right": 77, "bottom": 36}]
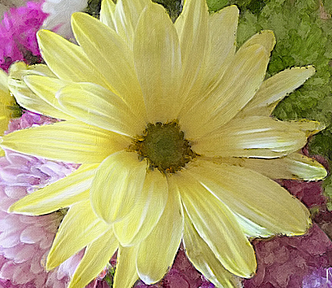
[
  {"left": 0, "top": 68, "right": 16, "bottom": 157},
  {"left": 1, "top": 0, "right": 327, "bottom": 287}
]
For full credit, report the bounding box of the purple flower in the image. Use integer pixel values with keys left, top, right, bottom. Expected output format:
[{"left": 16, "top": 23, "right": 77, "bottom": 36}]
[
  {"left": 302, "top": 267, "right": 332, "bottom": 288},
  {"left": 243, "top": 224, "right": 332, "bottom": 288},
  {"left": 0, "top": 1, "right": 48, "bottom": 72},
  {"left": 0, "top": 111, "right": 82, "bottom": 287}
]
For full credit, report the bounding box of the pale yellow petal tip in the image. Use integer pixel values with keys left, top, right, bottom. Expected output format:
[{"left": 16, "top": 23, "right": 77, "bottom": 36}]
[
  {"left": 294, "top": 157, "right": 328, "bottom": 181},
  {"left": 8, "top": 61, "right": 27, "bottom": 77},
  {"left": 302, "top": 65, "right": 316, "bottom": 75},
  {"left": 71, "top": 12, "right": 95, "bottom": 35},
  {"left": 45, "top": 251, "right": 59, "bottom": 271},
  {"left": 315, "top": 165, "right": 328, "bottom": 180},
  {"left": 37, "top": 29, "right": 51, "bottom": 40},
  {"left": 72, "top": 11, "right": 90, "bottom": 23},
  {"left": 293, "top": 119, "right": 326, "bottom": 136},
  {"left": 245, "top": 254, "right": 257, "bottom": 279},
  {"left": 285, "top": 216, "right": 312, "bottom": 237},
  {"left": 257, "top": 30, "right": 276, "bottom": 52},
  {"left": 7, "top": 200, "right": 32, "bottom": 215},
  {"left": 242, "top": 30, "right": 276, "bottom": 53},
  {"left": 275, "top": 203, "right": 311, "bottom": 237},
  {"left": 7, "top": 203, "right": 16, "bottom": 213},
  {"left": 232, "top": 258, "right": 257, "bottom": 279},
  {"left": 139, "top": 273, "right": 162, "bottom": 286},
  {"left": 219, "top": 4, "right": 239, "bottom": 15},
  {"left": 45, "top": 260, "right": 55, "bottom": 272}
]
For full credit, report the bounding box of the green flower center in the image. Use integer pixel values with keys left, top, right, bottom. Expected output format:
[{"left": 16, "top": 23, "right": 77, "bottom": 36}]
[{"left": 131, "top": 121, "right": 196, "bottom": 173}]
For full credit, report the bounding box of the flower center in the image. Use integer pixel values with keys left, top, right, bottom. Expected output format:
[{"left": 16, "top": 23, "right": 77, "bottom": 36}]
[{"left": 131, "top": 121, "right": 196, "bottom": 173}]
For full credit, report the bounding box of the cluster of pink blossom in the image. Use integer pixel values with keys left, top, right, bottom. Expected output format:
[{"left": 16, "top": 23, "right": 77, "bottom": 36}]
[
  {"left": 0, "top": 1, "right": 47, "bottom": 72},
  {"left": 302, "top": 267, "right": 332, "bottom": 287},
  {"left": 0, "top": 112, "right": 83, "bottom": 287},
  {"left": 243, "top": 223, "right": 332, "bottom": 288}
]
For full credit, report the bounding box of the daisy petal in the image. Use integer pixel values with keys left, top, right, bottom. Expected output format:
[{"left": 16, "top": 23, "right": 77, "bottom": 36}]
[
  {"left": 223, "top": 153, "right": 327, "bottom": 181},
  {"left": 113, "top": 245, "right": 139, "bottom": 288},
  {"left": 100, "top": 0, "right": 116, "bottom": 29},
  {"left": 37, "top": 30, "right": 110, "bottom": 88},
  {"left": 240, "top": 66, "right": 316, "bottom": 117},
  {"left": 68, "top": 229, "right": 117, "bottom": 288},
  {"left": 47, "top": 200, "right": 110, "bottom": 270},
  {"left": 134, "top": 3, "right": 182, "bottom": 122},
  {"left": 0, "top": 120, "right": 129, "bottom": 163},
  {"left": 113, "top": 170, "right": 168, "bottom": 246},
  {"left": 57, "top": 82, "right": 145, "bottom": 137},
  {"left": 24, "top": 75, "right": 72, "bottom": 118},
  {"left": 232, "top": 212, "right": 273, "bottom": 238},
  {"left": 241, "top": 30, "right": 275, "bottom": 53},
  {"left": 8, "top": 164, "right": 98, "bottom": 215},
  {"left": 0, "top": 68, "right": 8, "bottom": 93},
  {"left": 136, "top": 183, "right": 183, "bottom": 284},
  {"left": 181, "top": 44, "right": 269, "bottom": 139},
  {"left": 193, "top": 116, "right": 307, "bottom": 158},
  {"left": 8, "top": 62, "right": 70, "bottom": 120},
  {"left": 113, "top": 0, "right": 150, "bottom": 47},
  {"left": 90, "top": 151, "right": 147, "bottom": 224},
  {"left": 172, "top": 172, "right": 256, "bottom": 278},
  {"left": 203, "top": 5, "right": 238, "bottom": 88},
  {"left": 175, "top": 0, "right": 208, "bottom": 101},
  {"left": 188, "top": 160, "right": 311, "bottom": 235},
  {"left": 183, "top": 210, "right": 242, "bottom": 288},
  {"left": 71, "top": 12, "right": 146, "bottom": 120},
  {"left": 179, "top": 5, "right": 238, "bottom": 121},
  {"left": 289, "top": 119, "right": 325, "bottom": 136}
]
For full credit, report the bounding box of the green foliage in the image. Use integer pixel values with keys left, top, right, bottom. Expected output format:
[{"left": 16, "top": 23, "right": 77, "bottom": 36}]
[
  {"left": 205, "top": 0, "right": 332, "bottom": 208},
  {"left": 84, "top": 0, "right": 102, "bottom": 18},
  {"left": 206, "top": 0, "right": 229, "bottom": 12},
  {"left": 322, "top": 0, "right": 332, "bottom": 15},
  {"left": 153, "top": 0, "right": 183, "bottom": 21},
  {"left": 103, "top": 266, "right": 116, "bottom": 287},
  {"left": 206, "top": 0, "right": 332, "bottom": 123},
  {"left": 323, "top": 175, "right": 332, "bottom": 211}
]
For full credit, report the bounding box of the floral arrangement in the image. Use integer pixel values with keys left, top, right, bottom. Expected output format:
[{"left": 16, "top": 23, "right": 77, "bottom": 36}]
[{"left": 0, "top": 0, "right": 332, "bottom": 288}]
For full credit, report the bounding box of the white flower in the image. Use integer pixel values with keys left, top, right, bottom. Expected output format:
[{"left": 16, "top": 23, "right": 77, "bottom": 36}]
[{"left": 42, "top": 0, "right": 88, "bottom": 39}]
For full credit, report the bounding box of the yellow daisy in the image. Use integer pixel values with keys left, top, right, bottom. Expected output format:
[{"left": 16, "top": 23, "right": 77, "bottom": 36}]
[
  {"left": 0, "top": 68, "right": 17, "bottom": 157},
  {"left": 1, "top": 0, "right": 327, "bottom": 287}
]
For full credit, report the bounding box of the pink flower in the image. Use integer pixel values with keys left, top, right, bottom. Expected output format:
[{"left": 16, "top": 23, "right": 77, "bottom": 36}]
[
  {"left": 243, "top": 224, "right": 332, "bottom": 288},
  {"left": 302, "top": 267, "right": 332, "bottom": 287},
  {"left": 0, "top": 1, "right": 48, "bottom": 72},
  {"left": 133, "top": 247, "right": 218, "bottom": 288},
  {"left": 0, "top": 111, "right": 82, "bottom": 287},
  {"left": 244, "top": 153, "right": 332, "bottom": 288}
]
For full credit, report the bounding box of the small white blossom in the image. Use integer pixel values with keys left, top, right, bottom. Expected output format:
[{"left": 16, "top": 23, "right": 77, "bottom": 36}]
[{"left": 42, "top": 0, "right": 88, "bottom": 39}]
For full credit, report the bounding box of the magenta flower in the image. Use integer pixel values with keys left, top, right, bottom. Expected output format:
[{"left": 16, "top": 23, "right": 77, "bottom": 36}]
[{"left": 0, "top": 1, "right": 48, "bottom": 72}]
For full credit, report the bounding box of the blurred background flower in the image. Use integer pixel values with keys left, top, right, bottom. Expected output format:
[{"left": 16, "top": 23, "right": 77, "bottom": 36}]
[
  {"left": 0, "top": 111, "right": 82, "bottom": 287},
  {"left": 41, "top": 0, "right": 88, "bottom": 39},
  {"left": 0, "top": 1, "right": 47, "bottom": 72}
]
